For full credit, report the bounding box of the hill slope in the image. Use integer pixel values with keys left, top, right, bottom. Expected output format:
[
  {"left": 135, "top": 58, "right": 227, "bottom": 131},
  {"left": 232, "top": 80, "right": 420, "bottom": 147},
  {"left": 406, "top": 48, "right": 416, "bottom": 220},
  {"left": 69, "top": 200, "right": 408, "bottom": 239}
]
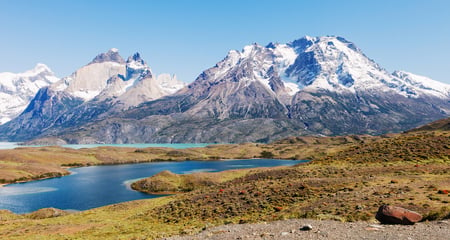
[{"left": 0, "top": 122, "right": 448, "bottom": 239}]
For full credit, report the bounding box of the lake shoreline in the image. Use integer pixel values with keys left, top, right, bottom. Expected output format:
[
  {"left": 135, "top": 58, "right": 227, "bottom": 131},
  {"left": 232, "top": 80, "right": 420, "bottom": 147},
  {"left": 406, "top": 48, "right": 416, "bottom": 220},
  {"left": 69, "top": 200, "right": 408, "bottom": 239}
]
[
  {"left": 0, "top": 159, "right": 305, "bottom": 214},
  {"left": 2, "top": 156, "right": 301, "bottom": 186}
]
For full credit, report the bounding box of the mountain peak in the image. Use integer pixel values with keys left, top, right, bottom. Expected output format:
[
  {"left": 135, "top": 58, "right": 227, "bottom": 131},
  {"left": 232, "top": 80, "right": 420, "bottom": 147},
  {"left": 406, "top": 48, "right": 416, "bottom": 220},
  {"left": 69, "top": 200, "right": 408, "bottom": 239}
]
[
  {"left": 90, "top": 48, "right": 125, "bottom": 65},
  {"left": 126, "top": 52, "right": 150, "bottom": 79},
  {"left": 127, "top": 52, "right": 145, "bottom": 64},
  {"left": 0, "top": 63, "right": 59, "bottom": 124},
  {"left": 33, "top": 63, "right": 51, "bottom": 72},
  {"left": 22, "top": 63, "right": 55, "bottom": 78}
]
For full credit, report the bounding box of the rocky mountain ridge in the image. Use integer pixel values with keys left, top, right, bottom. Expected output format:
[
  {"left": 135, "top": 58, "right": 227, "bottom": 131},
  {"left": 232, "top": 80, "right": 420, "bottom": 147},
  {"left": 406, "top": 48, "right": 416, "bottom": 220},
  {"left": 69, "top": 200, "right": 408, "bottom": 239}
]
[
  {"left": 0, "top": 49, "right": 186, "bottom": 141},
  {"left": 1, "top": 36, "right": 449, "bottom": 143},
  {"left": 0, "top": 64, "right": 59, "bottom": 124}
]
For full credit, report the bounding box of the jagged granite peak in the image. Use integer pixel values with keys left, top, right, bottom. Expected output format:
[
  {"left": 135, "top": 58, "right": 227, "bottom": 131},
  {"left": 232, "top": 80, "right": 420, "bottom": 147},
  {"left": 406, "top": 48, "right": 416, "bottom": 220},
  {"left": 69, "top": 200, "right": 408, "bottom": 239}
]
[
  {"left": 1, "top": 36, "right": 449, "bottom": 144},
  {"left": 51, "top": 35, "right": 450, "bottom": 144},
  {"left": 54, "top": 60, "right": 126, "bottom": 101},
  {"left": 0, "top": 64, "right": 59, "bottom": 124},
  {"left": 90, "top": 48, "right": 125, "bottom": 64},
  {"left": 127, "top": 52, "right": 145, "bottom": 64},
  {"left": 126, "top": 52, "right": 151, "bottom": 80},
  {"left": 115, "top": 73, "right": 186, "bottom": 108},
  {"left": 0, "top": 49, "right": 185, "bottom": 141}
]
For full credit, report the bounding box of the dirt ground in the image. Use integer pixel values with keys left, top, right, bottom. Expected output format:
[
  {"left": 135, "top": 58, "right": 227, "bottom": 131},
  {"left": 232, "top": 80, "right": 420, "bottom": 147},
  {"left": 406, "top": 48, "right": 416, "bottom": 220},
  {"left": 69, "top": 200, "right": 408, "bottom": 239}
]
[{"left": 164, "top": 219, "right": 450, "bottom": 240}]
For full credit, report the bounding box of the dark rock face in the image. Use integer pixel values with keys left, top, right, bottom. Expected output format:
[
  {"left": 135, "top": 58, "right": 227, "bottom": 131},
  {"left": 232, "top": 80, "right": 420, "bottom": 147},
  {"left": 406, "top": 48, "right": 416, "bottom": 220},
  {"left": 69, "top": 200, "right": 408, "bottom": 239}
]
[
  {"left": 90, "top": 48, "right": 125, "bottom": 64},
  {"left": 0, "top": 87, "right": 83, "bottom": 141},
  {"left": 375, "top": 205, "right": 423, "bottom": 225},
  {"left": 289, "top": 90, "right": 448, "bottom": 136}
]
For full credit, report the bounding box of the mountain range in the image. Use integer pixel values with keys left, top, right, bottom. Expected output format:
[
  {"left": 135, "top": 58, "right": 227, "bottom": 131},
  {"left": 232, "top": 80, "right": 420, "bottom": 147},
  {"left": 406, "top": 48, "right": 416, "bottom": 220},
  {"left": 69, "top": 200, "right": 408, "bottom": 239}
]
[
  {"left": 0, "top": 36, "right": 449, "bottom": 143},
  {"left": 0, "top": 64, "right": 59, "bottom": 124}
]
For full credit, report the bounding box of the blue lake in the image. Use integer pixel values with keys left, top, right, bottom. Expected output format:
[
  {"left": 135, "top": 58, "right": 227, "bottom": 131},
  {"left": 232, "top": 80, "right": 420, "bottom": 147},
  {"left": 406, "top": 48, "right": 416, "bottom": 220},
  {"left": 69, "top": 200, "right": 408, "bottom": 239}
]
[{"left": 0, "top": 159, "right": 306, "bottom": 214}]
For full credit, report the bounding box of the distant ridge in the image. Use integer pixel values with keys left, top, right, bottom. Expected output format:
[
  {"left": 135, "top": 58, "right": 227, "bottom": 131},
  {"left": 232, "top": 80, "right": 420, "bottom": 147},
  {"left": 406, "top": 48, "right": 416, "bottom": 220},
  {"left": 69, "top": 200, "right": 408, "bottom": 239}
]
[{"left": 407, "top": 117, "right": 450, "bottom": 132}]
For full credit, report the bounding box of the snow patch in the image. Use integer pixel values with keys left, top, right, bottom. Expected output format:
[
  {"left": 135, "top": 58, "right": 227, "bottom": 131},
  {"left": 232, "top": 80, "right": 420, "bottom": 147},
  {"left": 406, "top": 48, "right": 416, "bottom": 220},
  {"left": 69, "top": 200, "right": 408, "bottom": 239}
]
[
  {"left": 0, "top": 64, "right": 59, "bottom": 124},
  {"left": 283, "top": 82, "right": 300, "bottom": 96},
  {"left": 393, "top": 70, "right": 450, "bottom": 98}
]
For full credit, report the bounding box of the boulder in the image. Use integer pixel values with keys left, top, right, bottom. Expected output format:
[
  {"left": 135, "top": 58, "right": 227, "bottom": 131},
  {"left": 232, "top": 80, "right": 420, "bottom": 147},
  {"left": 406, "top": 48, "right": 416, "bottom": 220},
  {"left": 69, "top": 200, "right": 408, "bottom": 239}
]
[
  {"left": 300, "top": 224, "right": 313, "bottom": 231},
  {"left": 376, "top": 205, "right": 422, "bottom": 225},
  {"left": 25, "top": 208, "right": 68, "bottom": 219}
]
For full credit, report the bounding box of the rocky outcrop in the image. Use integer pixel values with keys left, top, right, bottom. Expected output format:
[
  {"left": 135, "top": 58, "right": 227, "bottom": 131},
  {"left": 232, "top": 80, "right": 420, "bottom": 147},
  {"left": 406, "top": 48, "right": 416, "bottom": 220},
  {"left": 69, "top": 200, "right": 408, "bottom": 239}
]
[
  {"left": 25, "top": 208, "right": 68, "bottom": 219},
  {"left": 375, "top": 205, "right": 423, "bottom": 225}
]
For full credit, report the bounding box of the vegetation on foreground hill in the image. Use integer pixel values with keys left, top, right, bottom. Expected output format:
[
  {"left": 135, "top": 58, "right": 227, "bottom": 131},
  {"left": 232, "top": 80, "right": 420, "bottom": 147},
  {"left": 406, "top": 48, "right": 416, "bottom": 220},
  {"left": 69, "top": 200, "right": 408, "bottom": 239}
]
[{"left": 0, "top": 119, "right": 449, "bottom": 239}]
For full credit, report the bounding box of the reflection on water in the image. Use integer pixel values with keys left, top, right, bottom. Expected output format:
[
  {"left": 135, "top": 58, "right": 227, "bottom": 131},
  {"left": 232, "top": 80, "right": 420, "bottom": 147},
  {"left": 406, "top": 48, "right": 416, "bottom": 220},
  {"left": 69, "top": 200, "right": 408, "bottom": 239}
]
[
  {"left": 0, "top": 186, "right": 57, "bottom": 196},
  {"left": 122, "top": 178, "right": 146, "bottom": 190},
  {"left": 181, "top": 168, "right": 217, "bottom": 174},
  {"left": 229, "top": 164, "right": 255, "bottom": 168}
]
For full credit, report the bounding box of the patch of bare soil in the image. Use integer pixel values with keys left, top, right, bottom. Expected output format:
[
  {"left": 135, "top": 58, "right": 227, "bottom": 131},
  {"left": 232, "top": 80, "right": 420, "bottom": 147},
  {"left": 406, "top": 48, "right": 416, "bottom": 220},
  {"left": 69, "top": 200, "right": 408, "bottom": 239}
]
[{"left": 164, "top": 219, "right": 449, "bottom": 240}]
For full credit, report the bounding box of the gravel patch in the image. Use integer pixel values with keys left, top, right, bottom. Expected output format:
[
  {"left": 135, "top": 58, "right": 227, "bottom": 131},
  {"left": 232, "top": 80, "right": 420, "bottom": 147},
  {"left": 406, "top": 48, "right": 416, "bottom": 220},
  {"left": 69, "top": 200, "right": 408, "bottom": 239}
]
[{"left": 163, "top": 219, "right": 449, "bottom": 240}]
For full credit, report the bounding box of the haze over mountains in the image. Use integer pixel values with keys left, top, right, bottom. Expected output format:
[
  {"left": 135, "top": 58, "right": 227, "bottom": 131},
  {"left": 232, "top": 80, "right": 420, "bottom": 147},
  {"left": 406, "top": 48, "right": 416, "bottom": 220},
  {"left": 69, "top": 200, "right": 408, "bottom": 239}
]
[{"left": 0, "top": 36, "right": 449, "bottom": 143}]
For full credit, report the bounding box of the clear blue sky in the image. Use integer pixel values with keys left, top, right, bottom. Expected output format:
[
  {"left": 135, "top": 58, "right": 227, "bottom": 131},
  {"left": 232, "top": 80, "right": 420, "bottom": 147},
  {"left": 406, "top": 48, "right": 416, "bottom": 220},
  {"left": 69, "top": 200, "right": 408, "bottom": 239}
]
[{"left": 1, "top": 0, "right": 449, "bottom": 84}]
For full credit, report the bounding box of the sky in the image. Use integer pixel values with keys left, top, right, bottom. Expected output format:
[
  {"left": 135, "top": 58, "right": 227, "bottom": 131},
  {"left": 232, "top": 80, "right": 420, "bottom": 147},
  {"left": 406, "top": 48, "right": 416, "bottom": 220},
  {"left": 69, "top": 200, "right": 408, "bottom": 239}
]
[{"left": 0, "top": 0, "right": 449, "bottom": 84}]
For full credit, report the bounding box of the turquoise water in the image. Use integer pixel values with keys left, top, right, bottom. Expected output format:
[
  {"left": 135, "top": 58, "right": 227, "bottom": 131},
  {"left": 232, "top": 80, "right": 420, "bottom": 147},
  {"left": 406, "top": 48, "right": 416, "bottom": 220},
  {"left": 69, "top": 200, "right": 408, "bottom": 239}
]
[
  {"left": 0, "top": 142, "right": 19, "bottom": 150},
  {"left": 0, "top": 159, "right": 306, "bottom": 214},
  {"left": 0, "top": 142, "right": 214, "bottom": 149}
]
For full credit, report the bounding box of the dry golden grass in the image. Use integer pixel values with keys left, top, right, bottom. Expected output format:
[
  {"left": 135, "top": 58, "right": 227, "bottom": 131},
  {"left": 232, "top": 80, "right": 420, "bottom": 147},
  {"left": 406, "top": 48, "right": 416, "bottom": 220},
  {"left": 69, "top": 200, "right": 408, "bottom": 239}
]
[
  {"left": 0, "top": 122, "right": 449, "bottom": 239},
  {"left": 0, "top": 135, "right": 370, "bottom": 184}
]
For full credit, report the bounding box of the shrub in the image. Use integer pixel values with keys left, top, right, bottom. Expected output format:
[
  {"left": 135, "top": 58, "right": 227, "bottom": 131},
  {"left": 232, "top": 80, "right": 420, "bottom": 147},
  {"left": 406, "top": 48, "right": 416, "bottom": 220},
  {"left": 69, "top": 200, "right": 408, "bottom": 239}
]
[{"left": 260, "top": 151, "right": 274, "bottom": 158}]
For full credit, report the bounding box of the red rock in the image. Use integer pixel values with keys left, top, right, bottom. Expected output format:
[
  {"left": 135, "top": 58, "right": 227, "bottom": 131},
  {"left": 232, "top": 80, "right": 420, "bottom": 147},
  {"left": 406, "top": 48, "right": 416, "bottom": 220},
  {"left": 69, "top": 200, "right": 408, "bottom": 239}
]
[
  {"left": 274, "top": 206, "right": 283, "bottom": 212},
  {"left": 438, "top": 189, "right": 449, "bottom": 194},
  {"left": 376, "top": 205, "right": 422, "bottom": 225}
]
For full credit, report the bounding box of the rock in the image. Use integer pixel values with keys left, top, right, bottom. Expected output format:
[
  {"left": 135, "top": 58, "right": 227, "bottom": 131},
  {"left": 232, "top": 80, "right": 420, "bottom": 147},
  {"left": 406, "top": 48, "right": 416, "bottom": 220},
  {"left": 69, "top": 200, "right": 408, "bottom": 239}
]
[
  {"left": 375, "top": 204, "right": 422, "bottom": 225},
  {"left": 368, "top": 224, "right": 384, "bottom": 229},
  {"left": 25, "top": 208, "right": 68, "bottom": 219},
  {"left": 300, "top": 224, "right": 313, "bottom": 231}
]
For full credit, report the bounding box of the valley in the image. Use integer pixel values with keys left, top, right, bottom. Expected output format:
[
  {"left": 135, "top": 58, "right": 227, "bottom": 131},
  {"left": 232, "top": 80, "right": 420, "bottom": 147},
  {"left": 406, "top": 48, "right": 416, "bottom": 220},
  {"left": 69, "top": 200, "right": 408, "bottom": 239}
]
[{"left": 0, "top": 118, "right": 448, "bottom": 239}]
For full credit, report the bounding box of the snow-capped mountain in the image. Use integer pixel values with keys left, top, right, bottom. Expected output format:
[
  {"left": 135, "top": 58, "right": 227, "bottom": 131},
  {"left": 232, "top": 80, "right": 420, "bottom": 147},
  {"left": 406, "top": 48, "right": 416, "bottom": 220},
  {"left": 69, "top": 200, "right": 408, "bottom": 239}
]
[
  {"left": 217, "top": 36, "right": 449, "bottom": 99},
  {"left": 23, "top": 36, "right": 444, "bottom": 144},
  {"left": 392, "top": 70, "right": 450, "bottom": 99},
  {"left": 0, "top": 49, "right": 186, "bottom": 141},
  {"left": 1, "top": 37, "right": 449, "bottom": 144},
  {"left": 0, "top": 64, "right": 59, "bottom": 124}
]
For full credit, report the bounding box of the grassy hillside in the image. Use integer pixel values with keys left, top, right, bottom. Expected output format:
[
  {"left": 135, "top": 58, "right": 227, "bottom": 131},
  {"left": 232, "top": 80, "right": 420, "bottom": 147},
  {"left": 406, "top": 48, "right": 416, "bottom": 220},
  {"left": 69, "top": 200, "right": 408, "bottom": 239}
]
[{"left": 0, "top": 119, "right": 449, "bottom": 239}]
